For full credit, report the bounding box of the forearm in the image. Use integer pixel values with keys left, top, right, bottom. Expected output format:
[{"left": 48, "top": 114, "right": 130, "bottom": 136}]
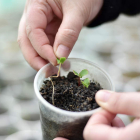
[{"left": 88, "top": 0, "right": 140, "bottom": 27}]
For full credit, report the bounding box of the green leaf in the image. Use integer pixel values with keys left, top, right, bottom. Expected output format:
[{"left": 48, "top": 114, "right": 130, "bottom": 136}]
[
  {"left": 82, "top": 78, "right": 90, "bottom": 88},
  {"left": 57, "top": 57, "right": 66, "bottom": 64},
  {"left": 79, "top": 69, "right": 88, "bottom": 78},
  {"left": 73, "top": 70, "right": 79, "bottom": 77},
  {"left": 59, "top": 57, "right": 66, "bottom": 64},
  {"left": 57, "top": 58, "right": 61, "bottom": 64},
  {"left": 81, "top": 81, "right": 85, "bottom": 87}
]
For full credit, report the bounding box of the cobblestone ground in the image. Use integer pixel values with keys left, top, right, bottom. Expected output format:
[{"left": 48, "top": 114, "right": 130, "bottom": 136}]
[{"left": 0, "top": 0, "right": 140, "bottom": 139}]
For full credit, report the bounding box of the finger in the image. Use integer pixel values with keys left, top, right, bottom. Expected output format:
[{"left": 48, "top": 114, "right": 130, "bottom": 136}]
[
  {"left": 111, "top": 116, "right": 125, "bottom": 127},
  {"left": 26, "top": 1, "right": 57, "bottom": 65},
  {"left": 84, "top": 110, "right": 140, "bottom": 140},
  {"left": 18, "top": 15, "right": 48, "bottom": 71},
  {"left": 96, "top": 90, "right": 140, "bottom": 117},
  {"left": 119, "top": 120, "right": 140, "bottom": 140},
  {"left": 83, "top": 110, "right": 117, "bottom": 140},
  {"left": 53, "top": 138, "right": 68, "bottom": 140},
  {"left": 53, "top": 9, "right": 84, "bottom": 58},
  {"left": 87, "top": 109, "right": 116, "bottom": 125}
]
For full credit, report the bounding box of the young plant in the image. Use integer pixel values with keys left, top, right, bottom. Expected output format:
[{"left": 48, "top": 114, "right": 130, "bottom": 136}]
[
  {"left": 81, "top": 78, "right": 90, "bottom": 88},
  {"left": 50, "top": 57, "right": 66, "bottom": 105},
  {"left": 73, "top": 69, "right": 90, "bottom": 88},
  {"left": 52, "top": 57, "right": 66, "bottom": 77}
]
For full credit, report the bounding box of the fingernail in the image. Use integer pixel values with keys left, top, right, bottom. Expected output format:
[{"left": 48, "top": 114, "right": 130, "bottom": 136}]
[
  {"left": 96, "top": 91, "right": 112, "bottom": 102},
  {"left": 56, "top": 45, "right": 70, "bottom": 58}
]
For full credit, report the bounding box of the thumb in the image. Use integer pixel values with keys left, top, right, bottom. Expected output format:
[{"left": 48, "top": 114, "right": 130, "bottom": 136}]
[
  {"left": 95, "top": 90, "right": 140, "bottom": 117},
  {"left": 53, "top": 11, "right": 84, "bottom": 58}
]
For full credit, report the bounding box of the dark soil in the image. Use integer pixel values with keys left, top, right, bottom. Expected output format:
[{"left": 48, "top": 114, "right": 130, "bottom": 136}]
[{"left": 39, "top": 72, "right": 103, "bottom": 112}]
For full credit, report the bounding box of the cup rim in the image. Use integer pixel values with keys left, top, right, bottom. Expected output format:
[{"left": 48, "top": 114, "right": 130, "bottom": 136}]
[{"left": 34, "top": 58, "right": 115, "bottom": 117}]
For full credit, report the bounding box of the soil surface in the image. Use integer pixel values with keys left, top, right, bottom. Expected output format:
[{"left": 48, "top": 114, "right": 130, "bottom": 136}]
[{"left": 39, "top": 72, "right": 103, "bottom": 112}]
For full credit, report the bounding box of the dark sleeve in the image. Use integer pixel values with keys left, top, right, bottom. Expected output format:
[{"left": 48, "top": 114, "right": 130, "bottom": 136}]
[{"left": 88, "top": 0, "right": 140, "bottom": 27}]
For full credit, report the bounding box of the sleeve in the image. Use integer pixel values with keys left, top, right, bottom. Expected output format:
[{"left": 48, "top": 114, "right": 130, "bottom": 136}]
[{"left": 88, "top": 0, "right": 140, "bottom": 27}]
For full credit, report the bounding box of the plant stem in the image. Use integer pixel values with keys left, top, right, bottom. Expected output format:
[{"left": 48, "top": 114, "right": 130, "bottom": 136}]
[
  {"left": 51, "top": 63, "right": 61, "bottom": 78},
  {"left": 50, "top": 63, "right": 62, "bottom": 105},
  {"left": 57, "top": 63, "right": 61, "bottom": 77}
]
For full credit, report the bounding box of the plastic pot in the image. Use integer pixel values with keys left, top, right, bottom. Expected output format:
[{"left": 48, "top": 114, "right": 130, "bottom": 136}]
[{"left": 34, "top": 58, "right": 114, "bottom": 140}]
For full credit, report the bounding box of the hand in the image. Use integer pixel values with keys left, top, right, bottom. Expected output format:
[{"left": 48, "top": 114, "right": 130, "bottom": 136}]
[
  {"left": 17, "top": 0, "right": 103, "bottom": 70},
  {"left": 83, "top": 91, "right": 140, "bottom": 140},
  {"left": 54, "top": 91, "right": 140, "bottom": 140}
]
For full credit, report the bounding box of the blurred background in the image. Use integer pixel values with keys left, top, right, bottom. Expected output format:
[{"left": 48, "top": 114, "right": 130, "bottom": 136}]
[{"left": 0, "top": 0, "right": 140, "bottom": 139}]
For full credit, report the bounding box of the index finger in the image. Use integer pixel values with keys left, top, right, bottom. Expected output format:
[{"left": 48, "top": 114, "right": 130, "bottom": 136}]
[
  {"left": 18, "top": 15, "right": 48, "bottom": 71},
  {"left": 25, "top": 1, "right": 57, "bottom": 65}
]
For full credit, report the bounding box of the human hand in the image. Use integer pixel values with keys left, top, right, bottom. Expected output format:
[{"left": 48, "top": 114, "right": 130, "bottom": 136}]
[
  {"left": 83, "top": 91, "right": 140, "bottom": 140},
  {"left": 53, "top": 112, "right": 124, "bottom": 140},
  {"left": 17, "top": 0, "right": 103, "bottom": 70},
  {"left": 54, "top": 91, "right": 140, "bottom": 140}
]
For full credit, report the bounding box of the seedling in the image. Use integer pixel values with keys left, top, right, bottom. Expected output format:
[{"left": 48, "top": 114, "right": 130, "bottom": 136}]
[
  {"left": 73, "top": 69, "right": 90, "bottom": 88},
  {"left": 50, "top": 57, "right": 66, "bottom": 105},
  {"left": 52, "top": 57, "right": 66, "bottom": 77},
  {"left": 81, "top": 78, "right": 90, "bottom": 88},
  {"left": 56, "top": 57, "right": 66, "bottom": 77}
]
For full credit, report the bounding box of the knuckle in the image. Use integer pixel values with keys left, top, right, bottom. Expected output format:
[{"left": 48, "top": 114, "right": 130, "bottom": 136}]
[
  {"left": 62, "top": 28, "right": 79, "bottom": 42},
  {"left": 26, "top": 24, "right": 41, "bottom": 39},
  {"left": 33, "top": 5, "right": 50, "bottom": 18},
  {"left": 39, "top": 44, "right": 47, "bottom": 54},
  {"left": 35, "top": 6, "right": 45, "bottom": 14},
  {"left": 26, "top": 25, "right": 32, "bottom": 38},
  {"left": 37, "top": 0, "right": 47, "bottom": 6},
  {"left": 27, "top": 1, "right": 49, "bottom": 16}
]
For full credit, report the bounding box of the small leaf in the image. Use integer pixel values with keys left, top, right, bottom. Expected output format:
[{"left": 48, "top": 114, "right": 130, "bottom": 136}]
[
  {"left": 59, "top": 57, "right": 66, "bottom": 64},
  {"left": 79, "top": 69, "right": 88, "bottom": 78},
  {"left": 84, "top": 78, "right": 90, "bottom": 88},
  {"left": 57, "top": 58, "right": 61, "bottom": 64},
  {"left": 73, "top": 70, "right": 79, "bottom": 77},
  {"left": 82, "top": 78, "right": 90, "bottom": 88}
]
